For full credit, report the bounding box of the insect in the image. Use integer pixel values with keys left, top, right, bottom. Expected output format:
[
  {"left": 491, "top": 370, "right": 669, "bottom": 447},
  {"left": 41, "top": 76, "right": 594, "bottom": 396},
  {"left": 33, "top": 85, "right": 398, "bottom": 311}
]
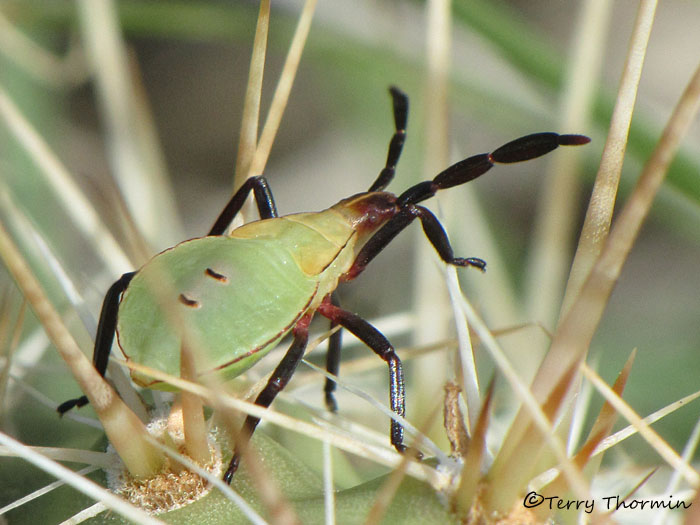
[{"left": 59, "top": 86, "right": 589, "bottom": 483}]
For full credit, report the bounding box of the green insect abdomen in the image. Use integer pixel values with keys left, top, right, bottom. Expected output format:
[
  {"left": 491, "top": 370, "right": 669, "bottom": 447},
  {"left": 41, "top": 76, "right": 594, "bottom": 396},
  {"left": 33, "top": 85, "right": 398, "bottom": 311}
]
[{"left": 117, "top": 236, "right": 318, "bottom": 390}]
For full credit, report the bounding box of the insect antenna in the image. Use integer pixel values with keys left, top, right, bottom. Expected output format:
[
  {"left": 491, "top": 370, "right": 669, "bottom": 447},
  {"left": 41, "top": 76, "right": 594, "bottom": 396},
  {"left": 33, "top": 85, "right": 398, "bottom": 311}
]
[
  {"left": 396, "top": 132, "right": 591, "bottom": 207},
  {"left": 368, "top": 86, "right": 409, "bottom": 192}
]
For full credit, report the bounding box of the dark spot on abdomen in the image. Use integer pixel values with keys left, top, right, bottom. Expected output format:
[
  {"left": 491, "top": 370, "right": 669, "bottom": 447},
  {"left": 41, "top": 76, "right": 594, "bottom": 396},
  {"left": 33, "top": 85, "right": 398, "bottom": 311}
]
[
  {"left": 179, "top": 293, "right": 200, "bottom": 308},
  {"left": 205, "top": 267, "right": 229, "bottom": 283}
]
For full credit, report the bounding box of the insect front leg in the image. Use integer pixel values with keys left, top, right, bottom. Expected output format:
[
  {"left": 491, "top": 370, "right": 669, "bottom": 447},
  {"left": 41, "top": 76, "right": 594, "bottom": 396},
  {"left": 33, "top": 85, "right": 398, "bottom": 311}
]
[
  {"left": 317, "top": 299, "right": 408, "bottom": 454},
  {"left": 57, "top": 271, "right": 136, "bottom": 414},
  {"left": 208, "top": 175, "right": 279, "bottom": 236},
  {"left": 223, "top": 313, "right": 312, "bottom": 484},
  {"left": 346, "top": 205, "right": 485, "bottom": 281}
]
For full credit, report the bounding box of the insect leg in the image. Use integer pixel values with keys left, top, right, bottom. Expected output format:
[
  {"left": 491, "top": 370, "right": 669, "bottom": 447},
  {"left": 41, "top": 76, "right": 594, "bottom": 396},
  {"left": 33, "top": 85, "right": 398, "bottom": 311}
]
[
  {"left": 411, "top": 205, "right": 486, "bottom": 270},
  {"left": 57, "top": 271, "right": 136, "bottom": 415},
  {"left": 223, "top": 313, "right": 312, "bottom": 484},
  {"left": 346, "top": 205, "right": 484, "bottom": 281},
  {"left": 324, "top": 292, "right": 343, "bottom": 412},
  {"left": 344, "top": 207, "right": 415, "bottom": 280},
  {"left": 317, "top": 301, "right": 407, "bottom": 454},
  {"left": 368, "top": 86, "right": 408, "bottom": 192},
  {"left": 208, "top": 175, "right": 278, "bottom": 236}
]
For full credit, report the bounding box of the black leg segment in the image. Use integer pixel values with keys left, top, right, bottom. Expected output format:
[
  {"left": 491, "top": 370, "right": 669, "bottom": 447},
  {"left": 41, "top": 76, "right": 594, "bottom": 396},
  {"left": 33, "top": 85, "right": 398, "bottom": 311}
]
[
  {"left": 347, "top": 205, "right": 485, "bottom": 280},
  {"left": 324, "top": 292, "right": 343, "bottom": 412},
  {"left": 57, "top": 271, "right": 136, "bottom": 415},
  {"left": 317, "top": 300, "right": 407, "bottom": 453},
  {"left": 413, "top": 206, "right": 486, "bottom": 270},
  {"left": 368, "top": 86, "right": 409, "bottom": 192},
  {"left": 208, "top": 175, "right": 278, "bottom": 236},
  {"left": 223, "top": 314, "right": 312, "bottom": 484}
]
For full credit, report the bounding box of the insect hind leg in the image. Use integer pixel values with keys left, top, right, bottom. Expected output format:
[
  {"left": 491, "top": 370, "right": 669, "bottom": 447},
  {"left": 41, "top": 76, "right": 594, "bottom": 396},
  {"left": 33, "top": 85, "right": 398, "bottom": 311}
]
[
  {"left": 223, "top": 313, "right": 312, "bottom": 484},
  {"left": 57, "top": 271, "right": 136, "bottom": 415}
]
